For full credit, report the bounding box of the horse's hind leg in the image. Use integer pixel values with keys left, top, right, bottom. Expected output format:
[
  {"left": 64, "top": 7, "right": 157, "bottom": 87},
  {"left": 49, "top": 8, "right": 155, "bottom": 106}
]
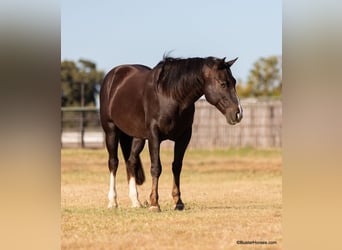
[
  {"left": 126, "top": 138, "right": 145, "bottom": 207},
  {"left": 104, "top": 124, "right": 119, "bottom": 208}
]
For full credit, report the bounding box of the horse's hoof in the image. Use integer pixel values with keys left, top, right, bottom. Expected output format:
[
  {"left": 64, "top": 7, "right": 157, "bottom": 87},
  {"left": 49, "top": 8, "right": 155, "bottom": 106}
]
[
  {"left": 107, "top": 203, "right": 118, "bottom": 209},
  {"left": 131, "top": 202, "right": 143, "bottom": 208},
  {"left": 143, "top": 200, "right": 149, "bottom": 207},
  {"left": 174, "top": 203, "right": 185, "bottom": 211},
  {"left": 149, "top": 205, "right": 161, "bottom": 212}
]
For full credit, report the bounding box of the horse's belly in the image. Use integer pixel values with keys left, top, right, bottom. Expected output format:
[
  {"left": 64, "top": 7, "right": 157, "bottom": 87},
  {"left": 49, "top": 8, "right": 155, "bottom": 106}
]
[{"left": 114, "top": 115, "right": 147, "bottom": 138}]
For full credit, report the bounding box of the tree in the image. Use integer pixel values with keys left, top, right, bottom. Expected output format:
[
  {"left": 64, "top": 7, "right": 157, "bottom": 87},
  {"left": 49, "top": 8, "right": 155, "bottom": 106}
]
[
  {"left": 61, "top": 59, "right": 104, "bottom": 106},
  {"left": 237, "top": 56, "right": 282, "bottom": 97},
  {"left": 248, "top": 55, "right": 281, "bottom": 97}
]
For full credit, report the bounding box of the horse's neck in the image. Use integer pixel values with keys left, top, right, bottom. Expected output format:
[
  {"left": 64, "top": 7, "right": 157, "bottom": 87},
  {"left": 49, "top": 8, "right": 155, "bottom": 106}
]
[
  {"left": 153, "top": 65, "right": 204, "bottom": 110},
  {"left": 177, "top": 82, "right": 203, "bottom": 111}
]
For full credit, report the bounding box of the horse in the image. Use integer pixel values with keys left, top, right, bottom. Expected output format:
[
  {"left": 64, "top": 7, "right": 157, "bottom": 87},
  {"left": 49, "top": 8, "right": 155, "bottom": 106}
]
[{"left": 100, "top": 56, "right": 243, "bottom": 212}]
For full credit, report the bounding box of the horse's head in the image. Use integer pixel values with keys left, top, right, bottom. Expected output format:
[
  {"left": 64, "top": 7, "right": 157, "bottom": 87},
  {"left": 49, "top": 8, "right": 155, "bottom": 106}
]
[{"left": 203, "top": 57, "right": 243, "bottom": 125}]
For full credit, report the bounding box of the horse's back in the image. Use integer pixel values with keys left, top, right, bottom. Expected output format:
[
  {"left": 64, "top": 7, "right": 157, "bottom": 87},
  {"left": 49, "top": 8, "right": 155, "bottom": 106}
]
[
  {"left": 100, "top": 64, "right": 151, "bottom": 137},
  {"left": 101, "top": 64, "right": 150, "bottom": 95}
]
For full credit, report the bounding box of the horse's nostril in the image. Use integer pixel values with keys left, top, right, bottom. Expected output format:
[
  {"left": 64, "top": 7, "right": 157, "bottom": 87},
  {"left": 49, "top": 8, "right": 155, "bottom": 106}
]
[{"left": 236, "top": 111, "right": 242, "bottom": 121}]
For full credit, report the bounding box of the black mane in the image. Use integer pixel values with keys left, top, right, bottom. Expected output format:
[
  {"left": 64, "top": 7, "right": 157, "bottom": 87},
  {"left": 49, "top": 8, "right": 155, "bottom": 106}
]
[{"left": 155, "top": 56, "right": 222, "bottom": 100}]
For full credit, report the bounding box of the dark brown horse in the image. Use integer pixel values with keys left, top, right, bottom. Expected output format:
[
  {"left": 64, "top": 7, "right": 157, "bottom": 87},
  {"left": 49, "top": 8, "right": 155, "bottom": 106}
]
[{"left": 100, "top": 56, "right": 242, "bottom": 212}]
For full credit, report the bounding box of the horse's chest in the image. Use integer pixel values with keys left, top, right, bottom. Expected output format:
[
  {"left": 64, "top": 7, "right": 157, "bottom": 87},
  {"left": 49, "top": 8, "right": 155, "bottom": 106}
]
[{"left": 158, "top": 108, "right": 194, "bottom": 140}]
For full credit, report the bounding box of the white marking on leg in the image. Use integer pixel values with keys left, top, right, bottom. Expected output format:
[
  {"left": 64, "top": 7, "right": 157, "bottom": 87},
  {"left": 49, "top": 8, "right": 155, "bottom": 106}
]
[
  {"left": 129, "top": 177, "right": 142, "bottom": 207},
  {"left": 108, "top": 172, "right": 118, "bottom": 208}
]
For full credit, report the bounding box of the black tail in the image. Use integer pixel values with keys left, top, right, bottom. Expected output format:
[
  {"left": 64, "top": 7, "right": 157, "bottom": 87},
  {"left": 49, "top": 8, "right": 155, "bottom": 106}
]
[{"left": 119, "top": 132, "right": 146, "bottom": 185}]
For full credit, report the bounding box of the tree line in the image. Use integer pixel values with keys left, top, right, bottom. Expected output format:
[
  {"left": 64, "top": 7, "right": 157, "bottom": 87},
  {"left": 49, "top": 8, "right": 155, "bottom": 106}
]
[{"left": 61, "top": 56, "right": 281, "bottom": 107}]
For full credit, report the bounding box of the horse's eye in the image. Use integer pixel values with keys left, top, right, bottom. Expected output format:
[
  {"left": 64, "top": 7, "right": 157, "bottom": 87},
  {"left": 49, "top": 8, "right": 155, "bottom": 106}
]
[{"left": 220, "top": 82, "right": 226, "bottom": 88}]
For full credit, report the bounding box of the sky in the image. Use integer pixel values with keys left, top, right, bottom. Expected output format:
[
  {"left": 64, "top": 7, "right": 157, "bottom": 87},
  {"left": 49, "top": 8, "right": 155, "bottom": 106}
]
[{"left": 61, "top": 0, "right": 281, "bottom": 82}]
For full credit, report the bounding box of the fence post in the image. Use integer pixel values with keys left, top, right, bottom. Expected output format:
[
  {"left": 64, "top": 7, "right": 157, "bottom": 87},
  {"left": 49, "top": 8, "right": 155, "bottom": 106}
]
[
  {"left": 80, "top": 110, "right": 85, "bottom": 148},
  {"left": 80, "top": 82, "right": 85, "bottom": 148}
]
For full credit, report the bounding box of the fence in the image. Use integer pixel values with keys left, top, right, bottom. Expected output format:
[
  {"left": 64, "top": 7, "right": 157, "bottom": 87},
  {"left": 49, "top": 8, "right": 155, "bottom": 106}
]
[{"left": 61, "top": 98, "right": 282, "bottom": 149}]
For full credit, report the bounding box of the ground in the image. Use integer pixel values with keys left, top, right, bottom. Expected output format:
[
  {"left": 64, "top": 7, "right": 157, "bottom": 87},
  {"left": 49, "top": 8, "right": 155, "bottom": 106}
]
[{"left": 61, "top": 147, "right": 282, "bottom": 249}]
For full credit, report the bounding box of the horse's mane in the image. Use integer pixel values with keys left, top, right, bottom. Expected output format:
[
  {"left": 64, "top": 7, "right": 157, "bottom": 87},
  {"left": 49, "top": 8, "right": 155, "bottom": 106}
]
[{"left": 155, "top": 56, "right": 221, "bottom": 100}]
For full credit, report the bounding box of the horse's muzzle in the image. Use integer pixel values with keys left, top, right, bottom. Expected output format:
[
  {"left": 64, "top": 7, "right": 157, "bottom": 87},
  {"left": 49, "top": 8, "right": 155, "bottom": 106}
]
[
  {"left": 236, "top": 107, "right": 243, "bottom": 122},
  {"left": 225, "top": 106, "right": 243, "bottom": 125}
]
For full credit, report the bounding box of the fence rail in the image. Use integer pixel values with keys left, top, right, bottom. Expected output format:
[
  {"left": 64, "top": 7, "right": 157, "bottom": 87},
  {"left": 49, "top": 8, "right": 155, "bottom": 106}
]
[{"left": 61, "top": 98, "right": 282, "bottom": 149}]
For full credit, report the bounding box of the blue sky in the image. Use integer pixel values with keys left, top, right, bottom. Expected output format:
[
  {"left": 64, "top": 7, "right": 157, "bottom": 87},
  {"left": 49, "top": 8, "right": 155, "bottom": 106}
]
[{"left": 61, "top": 0, "right": 281, "bottom": 82}]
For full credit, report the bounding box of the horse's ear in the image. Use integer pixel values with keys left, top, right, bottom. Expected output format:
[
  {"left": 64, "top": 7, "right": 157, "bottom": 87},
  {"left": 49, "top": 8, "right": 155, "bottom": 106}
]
[
  {"left": 217, "top": 57, "right": 227, "bottom": 70},
  {"left": 226, "top": 57, "right": 238, "bottom": 67}
]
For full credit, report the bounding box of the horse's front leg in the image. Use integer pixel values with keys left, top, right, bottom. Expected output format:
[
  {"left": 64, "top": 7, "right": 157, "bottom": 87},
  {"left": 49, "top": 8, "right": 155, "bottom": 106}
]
[
  {"left": 148, "top": 127, "right": 162, "bottom": 212},
  {"left": 172, "top": 128, "right": 192, "bottom": 210}
]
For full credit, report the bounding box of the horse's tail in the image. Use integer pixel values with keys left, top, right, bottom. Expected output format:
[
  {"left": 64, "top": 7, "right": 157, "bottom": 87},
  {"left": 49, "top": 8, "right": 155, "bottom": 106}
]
[{"left": 119, "top": 132, "right": 146, "bottom": 185}]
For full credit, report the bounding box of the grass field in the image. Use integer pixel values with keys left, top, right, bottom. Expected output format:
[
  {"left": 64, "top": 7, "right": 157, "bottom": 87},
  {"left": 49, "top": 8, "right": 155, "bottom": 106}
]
[{"left": 61, "top": 147, "right": 282, "bottom": 249}]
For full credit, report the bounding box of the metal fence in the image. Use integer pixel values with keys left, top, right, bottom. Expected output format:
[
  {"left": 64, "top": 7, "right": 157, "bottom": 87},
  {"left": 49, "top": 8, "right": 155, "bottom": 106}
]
[{"left": 61, "top": 98, "right": 282, "bottom": 149}]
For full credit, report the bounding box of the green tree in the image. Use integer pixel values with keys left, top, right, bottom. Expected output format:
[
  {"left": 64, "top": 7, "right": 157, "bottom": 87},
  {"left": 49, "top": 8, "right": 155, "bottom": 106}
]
[
  {"left": 61, "top": 59, "right": 104, "bottom": 106},
  {"left": 238, "top": 56, "right": 282, "bottom": 97},
  {"left": 236, "top": 56, "right": 282, "bottom": 97}
]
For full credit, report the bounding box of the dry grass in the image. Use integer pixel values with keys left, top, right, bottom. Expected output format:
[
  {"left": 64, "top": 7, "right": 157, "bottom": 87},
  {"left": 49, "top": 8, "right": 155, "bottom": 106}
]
[{"left": 61, "top": 147, "right": 282, "bottom": 249}]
